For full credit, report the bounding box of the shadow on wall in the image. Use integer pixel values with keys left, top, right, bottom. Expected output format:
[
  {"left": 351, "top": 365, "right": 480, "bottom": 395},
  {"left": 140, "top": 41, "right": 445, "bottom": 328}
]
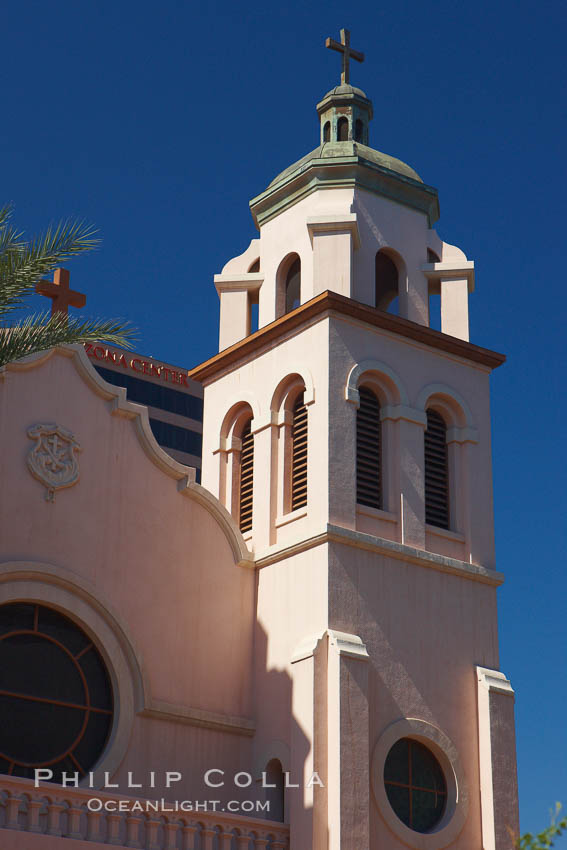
[
  {"left": 252, "top": 619, "right": 330, "bottom": 847},
  {"left": 253, "top": 620, "right": 309, "bottom": 825}
]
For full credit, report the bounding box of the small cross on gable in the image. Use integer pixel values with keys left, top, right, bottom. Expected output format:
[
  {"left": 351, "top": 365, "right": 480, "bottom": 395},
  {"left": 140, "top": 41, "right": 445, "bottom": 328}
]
[
  {"left": 35, "top": 268, "right": 86, "bottom": 317},
  {"left": 325, "top": 28, "right": 364, "bottom": 86}
]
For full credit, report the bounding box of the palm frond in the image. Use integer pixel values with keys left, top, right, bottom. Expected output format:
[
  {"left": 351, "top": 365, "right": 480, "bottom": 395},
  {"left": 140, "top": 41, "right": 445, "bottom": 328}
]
[
  {"left": 0, "top": 312, "right": 137, "bottom": 368},
  {"left": 0, "top": 203, "right": 15, "bottom": 231},
  {"left": 0, "top": 218, "right": 100, "bottom": 314}
]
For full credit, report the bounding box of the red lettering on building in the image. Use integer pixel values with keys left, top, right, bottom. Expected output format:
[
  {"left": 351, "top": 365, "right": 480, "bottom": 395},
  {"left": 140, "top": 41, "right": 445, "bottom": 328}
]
[{"left": 83, "top": 345, "right": 191, "bottom": 387}]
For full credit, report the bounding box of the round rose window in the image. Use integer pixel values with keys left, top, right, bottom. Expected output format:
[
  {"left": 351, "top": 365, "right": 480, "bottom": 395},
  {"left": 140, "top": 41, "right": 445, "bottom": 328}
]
[
  {"left": 0, "top": 602, "right": 113, "bottom": 783},
  {"left": 384, "top": 737, "right": 447, "bottom": 833}
]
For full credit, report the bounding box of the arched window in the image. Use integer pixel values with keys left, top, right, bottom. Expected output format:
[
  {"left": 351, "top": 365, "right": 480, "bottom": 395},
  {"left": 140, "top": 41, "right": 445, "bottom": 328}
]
[
  {"left": 375, "top": 251, "right": 399, "bottom": 312},
  {"left": 248, "top": 258, "right": 260, "bottom": 273},
  {"left": 291, "top": 393, "right": 308, "bottom": 510},
  {"left": 239, "top": 418, "right": 254, "bottom": 533},
  {"left": 323, "top": 121, "right": 331, "bottom": 142},
  {"left": 424, "top": 408, "right": 449, "bottom": 528},
  {"left": 0, "top": 602, "right": 113, "bottom": 783},
  {"left": 265, "top": 758, "right": 285, "bottom": 822},
  {"left": 220, "top": 404, "right": 256, "bottom": 530},
  {"left": 285, "top": 257, "right": 301, "bottom": 313},
  {"left": 356, "top": 386, "right": 382, "bottom": 509},
  {"left": 337, "top": 116, "right": 349, "bottom": 141},
  {"left": 355, "top": 118, "right": 363, "bottom": 142}
]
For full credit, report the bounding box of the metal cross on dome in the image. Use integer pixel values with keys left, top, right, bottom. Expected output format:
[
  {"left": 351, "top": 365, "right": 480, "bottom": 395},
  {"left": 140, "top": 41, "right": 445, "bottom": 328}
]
[
  {"left": 35, "top": 268, "right": 86, "bottom": 317},
  {"left": 325, "top": 28, "right": 364, "bottom": 86}
]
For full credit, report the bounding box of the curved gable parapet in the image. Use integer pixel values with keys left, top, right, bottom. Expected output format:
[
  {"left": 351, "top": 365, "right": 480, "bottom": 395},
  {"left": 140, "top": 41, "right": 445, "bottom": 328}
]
[
  {"left": 439, "top": 239, "right": 468, "bottom": 262},
  {"left": 221, "top": 238, "right": 261, "bottom": 274},
  {"left": 178, "top": 478, "right": 254, "bottom": 567},
  {"left": 0, "top": 345, "right": 254, "bottom": 569}
]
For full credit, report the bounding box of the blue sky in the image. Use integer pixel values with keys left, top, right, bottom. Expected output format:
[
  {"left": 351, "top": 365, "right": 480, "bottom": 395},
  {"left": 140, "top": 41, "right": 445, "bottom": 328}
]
[{"left": 4, "top": 0, "right": 566, "bottom": 838}]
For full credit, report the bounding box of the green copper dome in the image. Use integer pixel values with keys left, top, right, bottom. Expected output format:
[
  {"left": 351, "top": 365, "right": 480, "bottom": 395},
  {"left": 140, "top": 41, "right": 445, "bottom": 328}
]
[{"left": 268, "top": 141, "right": 423, "bottom": 188}]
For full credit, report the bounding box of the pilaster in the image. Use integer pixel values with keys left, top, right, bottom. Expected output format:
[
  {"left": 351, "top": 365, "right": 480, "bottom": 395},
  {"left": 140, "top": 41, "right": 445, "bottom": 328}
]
[
  {"left": 326, "top": 630, "right": 370, "bottom": 850},
  {"left": 441, "top": 277, "right": 470, "bottom": 340},
  {"left": 291, "top": 630, "right": 370, "bottom": 850},
  {"left": 387, "top": 408, "right": 427, "bottom": 548},
  {"left": 250, "top": 413, "right": 274, "bottom": 552},
  {"left": 476, "top": 667, "right": 520, "bottom": 850},
  {"left": 422, "top": 261, "right": 474, "bottom": 341},
  {"left": 307, "top": 215, "right": 360, "bottom": 300}
]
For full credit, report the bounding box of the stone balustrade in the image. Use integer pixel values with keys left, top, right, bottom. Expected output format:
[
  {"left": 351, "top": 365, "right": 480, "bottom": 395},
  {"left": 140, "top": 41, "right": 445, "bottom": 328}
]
[{"left": 0, "top": 777, "right": 289, "bottom": 849}]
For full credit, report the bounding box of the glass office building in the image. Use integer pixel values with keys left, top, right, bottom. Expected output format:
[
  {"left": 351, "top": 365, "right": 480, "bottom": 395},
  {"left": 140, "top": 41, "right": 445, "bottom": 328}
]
[{"left": 85, "top": 344, "right": 203, "bottom": 481}]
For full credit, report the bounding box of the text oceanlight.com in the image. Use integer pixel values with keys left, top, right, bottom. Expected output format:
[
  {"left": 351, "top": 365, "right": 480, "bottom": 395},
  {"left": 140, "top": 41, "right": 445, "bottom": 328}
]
[{"left": 86, "top": 799, "right": 271, "bottom": 814}]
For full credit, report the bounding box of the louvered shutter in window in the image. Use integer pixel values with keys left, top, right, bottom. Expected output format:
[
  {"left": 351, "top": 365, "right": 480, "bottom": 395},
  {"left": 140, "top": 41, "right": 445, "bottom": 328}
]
[
  {"left": 291, "top": 393, "right": 308, "bottom": 511},
  {"left": 356, "top": 387, "right": 382, "bottom": 509},
  {"left": 424, "top": 408, "right": 449, "bottom": 529},
  {"left": 239, "top": 420, "right": 254, "bottom": 533}
]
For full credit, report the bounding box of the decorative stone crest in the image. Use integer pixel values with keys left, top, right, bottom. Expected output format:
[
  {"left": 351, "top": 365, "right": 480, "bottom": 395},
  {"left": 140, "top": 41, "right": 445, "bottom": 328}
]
[{"left": 27, "top": 423, "right": 81, "bottom": 502}]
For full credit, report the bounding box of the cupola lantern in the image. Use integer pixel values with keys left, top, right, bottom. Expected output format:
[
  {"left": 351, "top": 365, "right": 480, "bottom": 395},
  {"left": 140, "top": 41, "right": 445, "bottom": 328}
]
[{"left": 319, "top": 28, "right": 372, "bottom": 145}]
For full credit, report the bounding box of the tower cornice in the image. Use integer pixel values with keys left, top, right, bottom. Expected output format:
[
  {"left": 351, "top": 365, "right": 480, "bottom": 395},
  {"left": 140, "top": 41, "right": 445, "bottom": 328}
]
[{"left": 189, "top": 291, "right": 505, "bottom": 383}]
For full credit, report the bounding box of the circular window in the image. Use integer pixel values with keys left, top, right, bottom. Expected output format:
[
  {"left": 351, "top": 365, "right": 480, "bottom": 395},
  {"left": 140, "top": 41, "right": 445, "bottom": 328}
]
[
  {"left": 0, "top": 602, "right": 113, "bottom": 783},
  {"left": 384, "top": 738, "right": 447, "bottom": 833}
]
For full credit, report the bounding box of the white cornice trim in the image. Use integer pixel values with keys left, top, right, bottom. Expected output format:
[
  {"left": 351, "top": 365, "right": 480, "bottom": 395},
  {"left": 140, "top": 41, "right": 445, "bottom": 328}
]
[
  {"left": 421, "top": 260, "right": 475, "bottom": 292},
  {"left": 327, "top": 524, "right": 503, "bottom": 584},
  {"left": 1, "top": 345, "right": 253, "bottom": 569},
  {"left": 291, "top": 628, "right": 369, "bottom": 663},
  {"left": 306, "top": 214, "right": 361, "bottom": 250},
  {"left": 328, "top": 629, "right": 369, "bottom": 660},
  {"left": 214, "top": 273, "right": 264, "bottom": 295},
  {"left": 476, "top": 666, "right": 515, "bottom": 697},
  {"left": 255, "top": 524, "right": 504, "bottom": 586}
]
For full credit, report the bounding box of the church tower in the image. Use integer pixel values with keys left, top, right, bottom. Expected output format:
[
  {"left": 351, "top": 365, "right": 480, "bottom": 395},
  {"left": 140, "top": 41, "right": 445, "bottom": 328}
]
[{"left": 191, "top": 29, "right": 519, "bottom": 850}]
